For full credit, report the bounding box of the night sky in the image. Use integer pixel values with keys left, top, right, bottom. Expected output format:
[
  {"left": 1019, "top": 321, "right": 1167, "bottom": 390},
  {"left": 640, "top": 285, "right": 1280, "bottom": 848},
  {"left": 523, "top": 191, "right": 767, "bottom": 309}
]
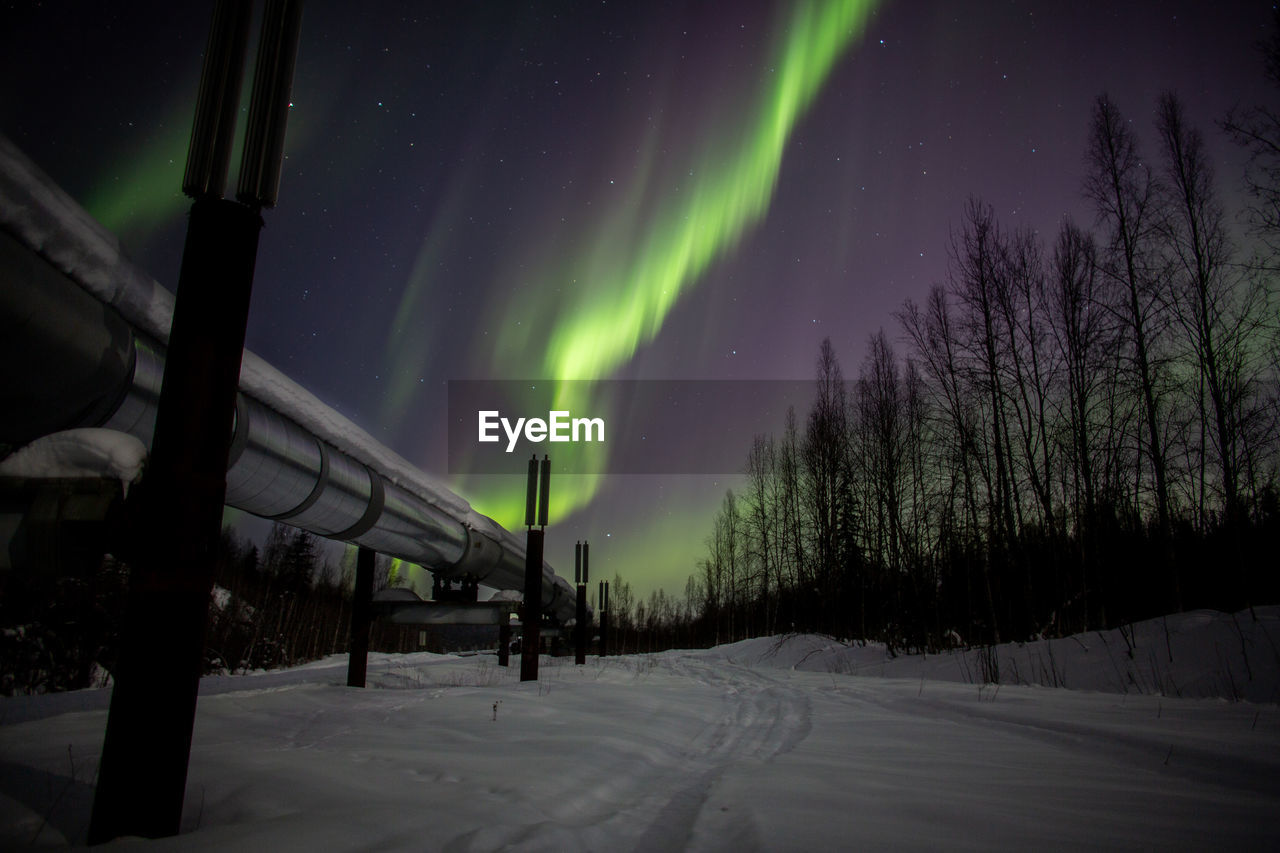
[{"left": 1, "top": 1, "right": 1272, "bottom": 601}]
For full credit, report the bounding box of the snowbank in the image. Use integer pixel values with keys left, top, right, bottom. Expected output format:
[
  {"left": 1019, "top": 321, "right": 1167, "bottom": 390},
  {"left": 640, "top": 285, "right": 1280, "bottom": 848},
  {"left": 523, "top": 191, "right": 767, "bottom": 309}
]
[
  {"left": 2, "top": 630, "right": 1277, "bottom": 850},
  {"left": 706, "top": 606, "right": 1280, "bottom": 703}
]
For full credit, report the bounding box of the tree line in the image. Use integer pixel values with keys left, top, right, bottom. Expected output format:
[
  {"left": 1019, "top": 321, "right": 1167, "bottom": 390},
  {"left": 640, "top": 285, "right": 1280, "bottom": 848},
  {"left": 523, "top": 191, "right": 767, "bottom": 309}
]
[
  {"left": 680, "top": 89, "right": 1279, "bottom": 652},
  {"left": 0, "top": 522, "right": 419, "bottom": 694},
  {"left": 204, "top": 523, "right": 417, "bottom": 675}
]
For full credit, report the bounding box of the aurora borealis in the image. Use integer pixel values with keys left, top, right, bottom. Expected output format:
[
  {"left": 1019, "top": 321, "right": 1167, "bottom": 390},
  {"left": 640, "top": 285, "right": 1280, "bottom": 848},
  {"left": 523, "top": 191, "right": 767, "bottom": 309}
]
[{"left": 1, "top": 0, "right": 1272, "bottom": 601}]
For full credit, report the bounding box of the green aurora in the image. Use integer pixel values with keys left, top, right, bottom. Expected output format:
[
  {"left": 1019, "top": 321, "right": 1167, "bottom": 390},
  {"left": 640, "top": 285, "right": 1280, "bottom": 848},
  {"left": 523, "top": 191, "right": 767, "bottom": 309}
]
[
  {"left": 76, "top": 0, "right": 883, "bottom": 597},
  {"left": 440, "top": 0, "right": 881, "bottom": 531}
]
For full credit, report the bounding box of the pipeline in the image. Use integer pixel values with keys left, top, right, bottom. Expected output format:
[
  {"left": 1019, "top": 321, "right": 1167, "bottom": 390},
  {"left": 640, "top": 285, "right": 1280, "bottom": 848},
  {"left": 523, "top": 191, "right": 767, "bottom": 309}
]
[{"left": 0, "top": 135, "right": 576, "bottom": 622}]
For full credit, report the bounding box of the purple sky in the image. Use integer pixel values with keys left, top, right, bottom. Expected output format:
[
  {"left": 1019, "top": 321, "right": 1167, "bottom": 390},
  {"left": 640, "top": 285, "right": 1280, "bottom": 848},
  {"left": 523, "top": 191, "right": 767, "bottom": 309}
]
[{"left": 2, "top": 1, "right": 1273, "bottom": 599}]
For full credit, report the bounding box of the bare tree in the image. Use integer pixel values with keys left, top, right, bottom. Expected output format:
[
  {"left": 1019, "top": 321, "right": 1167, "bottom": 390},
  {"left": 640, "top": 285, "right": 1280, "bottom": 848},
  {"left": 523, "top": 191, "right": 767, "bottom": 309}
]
[
  {"left": 803, "top": 338, "right": 850, "bottom": 631},
  {"left": 899, "top": 284, "right": 1001, "bottom": 642},
  {"left": 778, "top": 406, "right": 807, "bottom": 629},
  {"left": 1049, "top": 221, "right": 1113, "bottom": 625},
  {"left": 744, "top": 434, "right": 781, "bottom": 635},
  {"left": 1155, "top": 93, "right": 1280, "bottom": 606},
  {"left": 1222, "top": 7, "right": 1280, "bottom": 264},
  {"left": 997, "top": 227, "right": 1060, "bottom": 538},
  {"left": 1085, "top": 94, "right": 1178, "bottom": 608}
]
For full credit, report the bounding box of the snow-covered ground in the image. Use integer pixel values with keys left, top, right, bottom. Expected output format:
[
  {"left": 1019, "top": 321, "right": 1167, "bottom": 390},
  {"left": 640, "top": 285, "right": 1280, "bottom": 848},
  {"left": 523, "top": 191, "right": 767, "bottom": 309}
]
[{"left": 1, "top": 609, "right": 1277, "bottom": 850}]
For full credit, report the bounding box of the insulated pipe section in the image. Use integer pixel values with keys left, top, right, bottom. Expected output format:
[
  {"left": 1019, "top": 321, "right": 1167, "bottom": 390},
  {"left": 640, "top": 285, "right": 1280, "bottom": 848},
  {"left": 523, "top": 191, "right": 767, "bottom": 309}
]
[
  {"left": 100, "top": 339, "right": 163, "bottom": 449},
  {"left": 222, "top": 393, "right": 467, "bottom": 568},
  {"left": 96, "top": 345, "right": 573, "bottom": 612},
  {"left": 0, "top": 235, "right": 576, "bottom": 620},
  {"left": 2, "top": 135, "right": 579, "bottom": 620},
  {"left": 0, "top": 228, "right": 135, "bottom": 448},
  {"left": 99, "top": 351, "right": 576, "bottom": 618}
]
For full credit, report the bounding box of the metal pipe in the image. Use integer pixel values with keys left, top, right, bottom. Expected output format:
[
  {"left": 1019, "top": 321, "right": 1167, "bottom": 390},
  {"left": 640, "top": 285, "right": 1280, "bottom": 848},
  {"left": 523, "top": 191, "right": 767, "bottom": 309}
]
[
  {"left": 237, "top": 0, "right": 304, "bottom": 208},
  {"left": 182, "top": 0, "right": 253, "bottom": 199},
  {"left": 0, "top": 138, "right": 577, "bottom": 623}
]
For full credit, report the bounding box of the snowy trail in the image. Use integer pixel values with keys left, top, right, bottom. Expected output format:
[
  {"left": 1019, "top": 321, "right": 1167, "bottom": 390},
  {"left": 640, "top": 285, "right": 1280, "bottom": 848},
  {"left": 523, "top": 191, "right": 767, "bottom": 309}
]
[
  {"left": 855, "top": 684, "right": 1280, "bottom": 799},
  {"left": 691, "top": 667, "right": 1280, "bottom": 850},
  {"left": 440, "top": 654, "right": 815, "bottom": 851},
  {"left": 625, "top": 655, "right": 813, "bottom": 850},
  {"left": 1, "top": 642, "right": 1278, "bottom": 850}
]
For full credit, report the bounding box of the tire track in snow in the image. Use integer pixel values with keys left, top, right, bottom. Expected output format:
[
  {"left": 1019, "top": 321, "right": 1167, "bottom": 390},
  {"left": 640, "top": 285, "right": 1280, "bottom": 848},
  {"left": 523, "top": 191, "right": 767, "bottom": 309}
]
[
  {"left": 438, "top": 654, "right": 812, "bottom": 851},
  {"left": 816, "top": 675, "right": 1280, "bottom": 800},
  {"left": 628, "top": 655, "right": 812, "bottom": 851}
]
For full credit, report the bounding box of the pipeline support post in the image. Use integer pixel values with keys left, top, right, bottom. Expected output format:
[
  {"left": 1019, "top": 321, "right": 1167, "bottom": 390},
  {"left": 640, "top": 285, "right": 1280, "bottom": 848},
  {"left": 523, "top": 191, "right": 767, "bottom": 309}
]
[
  {"left": 347, "top": 546, "right": 375, "bottom": 687},
  {"left": 599, "top": 579, "right": 609, "bottom": 658},
  {"left": 520, "top": 455, "right": 550, "bottom": 681},
  {"left": 89, "top": 195, "right": 262, "bottom": 844},
  {"left": 89, "top": 0, "right": 301, "bottom": 843},
  {"left": 574, "top": 540, "right": 588, "bottom": 664},
  {"left": 498, "top": 618, "right": 511, "bottom": 667}
]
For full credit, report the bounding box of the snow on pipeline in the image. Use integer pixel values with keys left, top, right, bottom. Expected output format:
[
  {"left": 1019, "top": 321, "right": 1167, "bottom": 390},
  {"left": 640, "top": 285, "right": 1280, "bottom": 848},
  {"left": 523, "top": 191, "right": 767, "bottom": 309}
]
[{"left": 1, "top": 609, "right": 1277, "bottom": 850}]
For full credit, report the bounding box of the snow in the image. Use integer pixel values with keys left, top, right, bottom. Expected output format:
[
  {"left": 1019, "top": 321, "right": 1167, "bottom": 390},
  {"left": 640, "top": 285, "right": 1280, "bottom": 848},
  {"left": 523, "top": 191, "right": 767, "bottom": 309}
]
[
  {"left": 210, "top": 586, "right": 232, "bottom": 612},
  {"left": 0, "top": 428, "right": 146, "bottom": 496},
  {"left": 0, "top": 135, "right": 176, "bottom": 351},
  {"left": 702, "top": 608, "right": 1280, "bottom": 703},
  {"left": 1, "top": 609, "right": 1277, "bottom": 850}
]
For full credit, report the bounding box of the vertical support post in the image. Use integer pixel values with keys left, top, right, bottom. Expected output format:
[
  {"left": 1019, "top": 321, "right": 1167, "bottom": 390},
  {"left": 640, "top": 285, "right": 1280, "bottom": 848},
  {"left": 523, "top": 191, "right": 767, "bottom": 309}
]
[
  {"left": 599, "top": 580, "right": 610, "bottom": 658},
  {"left": 574, "top": 540, "right": 586, "bottom": 665},
  {"left": 89, "top": 195, "right": 262, "bottom": 845},
  {"left": 524, "top": 456, "right": 539, "bottom": 527},
  {"left": 520, "top": 455, "right": 548, "bottom": 682},
  {"left": 182, "top": 0, "right": 252, "bottom": 199},
  {"left": 520, "top": 529, "right": 544, "bottom": 681},
  {"left": 498, "top": 617, "right": 511, "bottom": 667},
  {"left": 346, "top": 546, "right": 375, "bottom": 688},
  {"left": 236, "top": 0, "right": 304, "bottom": 208},
  {"left": 537, "top": 456, "right": 551, "bottom": 528},
  {"left": 88, "top": 2, "right": 301, "bottom": 843}
]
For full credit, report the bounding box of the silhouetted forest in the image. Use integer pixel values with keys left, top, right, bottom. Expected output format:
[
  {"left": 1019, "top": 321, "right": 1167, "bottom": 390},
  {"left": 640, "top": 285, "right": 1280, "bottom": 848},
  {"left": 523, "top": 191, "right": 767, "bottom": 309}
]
[
  {"left": 674, "top": 86, "right": 1280, "bottom": 651},
  {"left": 203, "top": 524, "right": 419, "bottom": 675},
  {"left": 0, "top": 523, "right": 420, "bottom": 694}
]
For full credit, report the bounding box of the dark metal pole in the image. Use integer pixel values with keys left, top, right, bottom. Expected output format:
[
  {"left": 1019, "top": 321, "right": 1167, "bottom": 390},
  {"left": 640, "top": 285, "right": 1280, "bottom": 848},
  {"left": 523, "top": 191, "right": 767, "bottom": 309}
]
[
  {"left": 89, "top": 208, "right": 259, "bottom": 841},
  {"left": 574, "top": 541, "right": 586, "bottom": 665},
  {"left": 89, "top": 2, "right": 300, "bottom": 843},
  {"left": 524, "top": 456, "right": 538, "bottom": 527},
  {"left": 599, "top": 580, "right": 610, "bottom": 658},
  {"left": 575, "top": 584, "right": 587, "bottom": 665},
  {"left": 520, "top": 529, "right": 544, "bottom": 681},
  {"left": 182, "top": 0, "right": 252, "bottom": 199},
  {"left": 498, "top": 618, "right": 511, "bottom": 667},
  {"left": 89, "top": 196, "right": 261, "bottom": 845},
  {"left": 237, "top": 0, "right": 303, "bottom": 208},
  {"left": 346, "top": 546, "right": 375, "bottom": 687},
  {"left": 520, "top": 455, "right": 547, "bottom": 682},
  {"left": 537, "top": 456, "right": 551, "bottom": 528}
]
